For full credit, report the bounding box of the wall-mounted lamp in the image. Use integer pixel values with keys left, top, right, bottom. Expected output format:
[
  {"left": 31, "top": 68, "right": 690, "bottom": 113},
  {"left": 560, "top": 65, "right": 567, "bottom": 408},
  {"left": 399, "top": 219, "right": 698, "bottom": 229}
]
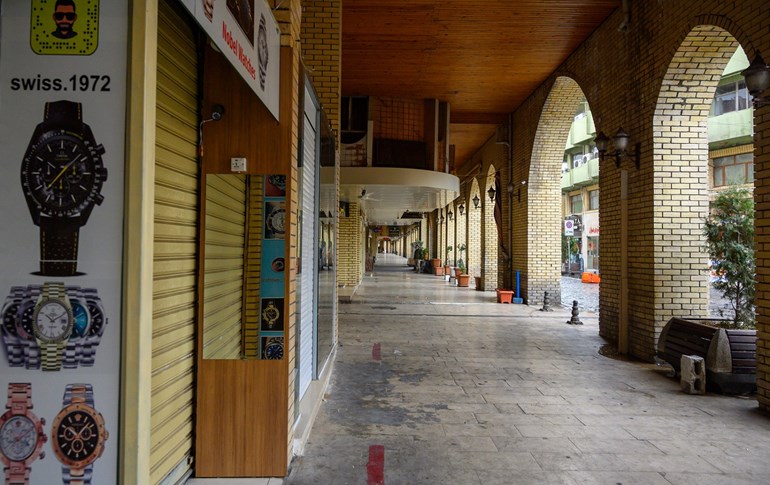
[
  {"left": 517, "top": 180, "right": 527, "bottom": 203},
  {"left": 458, "top": 204, "right": 465, "bottom": 216},
  {"left": 472, "top": 194, "right": 480, "bottom": 209},
  {"left": 595, "top": 128, "right": 640, "bottom": 169},
  {"left": 488, "top": 186, "right": 496, "bottom": 202},
  {"left": 742, "top": 51, "right": 770, "bottom": 107},
  {"left": 447, "top": 210, "right": 453, "bottom": 221},
  {"left": 439, "top": 212, "right": 445, "bottom": 223}
]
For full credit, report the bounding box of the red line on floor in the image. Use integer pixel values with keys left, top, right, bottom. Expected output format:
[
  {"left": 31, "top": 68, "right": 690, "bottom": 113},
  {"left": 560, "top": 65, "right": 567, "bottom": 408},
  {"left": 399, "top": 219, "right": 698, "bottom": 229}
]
[
  {"left": 367, "top": 444, "right": 385, "bottom": 485},
  {"left": 372, "top": 342, "right": 381, "bottom": 361}
]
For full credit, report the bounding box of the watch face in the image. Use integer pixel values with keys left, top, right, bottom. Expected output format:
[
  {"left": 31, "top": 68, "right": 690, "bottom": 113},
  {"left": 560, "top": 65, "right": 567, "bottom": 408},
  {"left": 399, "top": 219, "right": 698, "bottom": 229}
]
[
  {"left": 53, "top": 408, "right": 103, "bottom": 464},
  {"left": 18, "top": 303, "right": 36, "bottom": 340},
  {"left": 2, "top": 302, "right": 19, "bottom": 337},
  {"left": 21, "top": 130, "right": 106, "bottom": 218},
  {"left": 264, "top": 340, "right": 283, "bottom": 360},
  {"left": 267, "top": 208, "right": 285, "bottom": 234},
  {"left": 86, "top": 302, "right": 105, "bottom": 337},
  {"left": 258, "top": 14, "right": 269, "bottom": 69},
  {"left": 0, "top": 415, "right": 38, "bottom": 461},
  {"left": 34, "top": 301, "right": 72, "bottom": 341},
  {"left": 70, "top": 300, "right": 90, "bottom": 338}
]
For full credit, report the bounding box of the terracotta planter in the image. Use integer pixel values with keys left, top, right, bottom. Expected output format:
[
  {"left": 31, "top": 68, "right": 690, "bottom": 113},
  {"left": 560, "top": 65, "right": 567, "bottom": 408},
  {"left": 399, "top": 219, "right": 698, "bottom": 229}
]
[
  {"left": 434, "top": 266, "right": 445, "bottom": 276},
  {"left": 457, "top": 274, "right": 471, "bottom": 287},
  {"left": 496, "top": 288, "right": 514, "bottom": 304},
  {"left": 431, "top": 258, "right": 442, "bottom": 268},
  {"left": 444, "top": 265, "right": 451, "bottom": 275}
]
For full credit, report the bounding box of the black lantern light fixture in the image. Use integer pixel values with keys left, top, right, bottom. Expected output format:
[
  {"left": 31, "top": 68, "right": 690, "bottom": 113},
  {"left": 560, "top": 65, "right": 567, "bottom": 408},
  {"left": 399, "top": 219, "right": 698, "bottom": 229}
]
[
  {"left": 742, "top": 51, "right": 770, "bottom": 107},
  {"left": 595, "top": 128, "right": 640, "bottom": 169},
  {"left": 458, "top": 203, "right": 465, "bottom": 216},
  {"left": 447, "top": 210, "right": 453, "bottom": 221},
  {"left": 472, "top": 194, "right": 480, "bottom": 209},
  {"left": 487, "top": 185, "right": 496, "bottom": 202},
  {"left": 517, "top": 180, "right": 527, "bottom": 203}
]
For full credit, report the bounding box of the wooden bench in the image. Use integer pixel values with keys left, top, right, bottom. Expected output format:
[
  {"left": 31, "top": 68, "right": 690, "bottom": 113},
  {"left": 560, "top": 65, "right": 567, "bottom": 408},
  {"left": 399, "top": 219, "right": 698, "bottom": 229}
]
[
  {"left": 657, "top": 318, "right": 757, "bottom": 394},
  {"left": 656, "top": 318, "right": 719, "bottom": 374},
  {"left": 708, "top": 328, "right": 757, "bottom": 394}
]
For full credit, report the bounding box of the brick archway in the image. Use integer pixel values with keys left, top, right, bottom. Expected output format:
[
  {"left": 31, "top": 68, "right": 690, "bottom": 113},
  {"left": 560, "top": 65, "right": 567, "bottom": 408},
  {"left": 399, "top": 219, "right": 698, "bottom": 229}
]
[
  {"left": 483, "top": 165, "right": 499, "bottom": 292},
  {"left": 646, "top": 26, "right": 742, "bottom": 359},
  {"left": 468, "top": 178, "right": 482, "bottom": 284},
  {"left": 527, "top": 76, "right": 587, "bottom": 305}
]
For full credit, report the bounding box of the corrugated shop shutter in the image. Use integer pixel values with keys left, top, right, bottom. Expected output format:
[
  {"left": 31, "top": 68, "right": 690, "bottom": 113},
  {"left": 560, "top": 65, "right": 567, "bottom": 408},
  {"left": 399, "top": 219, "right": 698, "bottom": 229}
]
[
  {"left": 202, "top": 174, "right": 246, "bottom": 359},
  {"left": 299, "top": 87, "right": 318, "bottom": 398},
  {"left": 151, "top": 2, "right": 199, "bottom": 482}
]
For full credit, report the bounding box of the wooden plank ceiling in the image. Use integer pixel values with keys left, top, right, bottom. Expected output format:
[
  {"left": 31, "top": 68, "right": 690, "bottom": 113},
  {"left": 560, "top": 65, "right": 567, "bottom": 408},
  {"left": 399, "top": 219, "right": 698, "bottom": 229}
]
[{"left": 342, "top": 0, "right": 620, "bottom": 171}]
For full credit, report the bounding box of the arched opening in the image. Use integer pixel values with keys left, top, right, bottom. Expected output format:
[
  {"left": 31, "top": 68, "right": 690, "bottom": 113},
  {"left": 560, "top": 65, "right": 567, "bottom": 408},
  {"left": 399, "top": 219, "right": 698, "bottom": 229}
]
[
  {"left": 483, "top": 164, "right": 499, "bottom": 291},
  {"left": 650, "top": 26, "right": 751, "bottom": 357},
  {"left": 468, "top": 178, "right": 482, "bottom": 285},
  {"left": 528, "top": 76, "right": 590, "bottom": 306}
]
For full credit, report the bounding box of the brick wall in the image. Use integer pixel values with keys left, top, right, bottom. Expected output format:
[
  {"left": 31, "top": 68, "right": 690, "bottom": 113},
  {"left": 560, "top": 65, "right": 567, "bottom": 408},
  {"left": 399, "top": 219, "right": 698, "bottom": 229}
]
[
  {"left": 523, "top": 77, "right": 584, "bottom": 306},
  {"left": 338, "top": 202, "right": 362, "bottom": 286},
  {"left": 300, "top": 0, "right": 341, "bottom": 136},
  {"left": 470, "top": 0, "right": 770, "bottom": 410},
  {"left": 467, "top": 179, "right": 482, "bottom": 283},
  {"left": 482, "top": 167, "right": 499, "bottom": 292}
]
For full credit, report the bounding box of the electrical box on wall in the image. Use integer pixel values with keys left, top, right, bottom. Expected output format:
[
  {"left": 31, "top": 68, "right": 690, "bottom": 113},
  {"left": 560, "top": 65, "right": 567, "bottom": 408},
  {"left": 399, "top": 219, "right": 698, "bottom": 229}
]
[{"left": 231, "top": 157, "right": 247, "bottom": 172}]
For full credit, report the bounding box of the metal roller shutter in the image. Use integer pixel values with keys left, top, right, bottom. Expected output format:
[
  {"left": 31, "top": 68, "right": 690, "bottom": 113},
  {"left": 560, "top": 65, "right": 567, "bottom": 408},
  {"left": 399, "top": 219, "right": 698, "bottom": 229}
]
[
  {"left": 299, "top": 86, "right": 318, "bottom": 398},
  {"left": 152, "top": 2, "right": 199, "bottom": 482},
  {"left": 202, "top": 174, "right": 246, "bottom": 360}
]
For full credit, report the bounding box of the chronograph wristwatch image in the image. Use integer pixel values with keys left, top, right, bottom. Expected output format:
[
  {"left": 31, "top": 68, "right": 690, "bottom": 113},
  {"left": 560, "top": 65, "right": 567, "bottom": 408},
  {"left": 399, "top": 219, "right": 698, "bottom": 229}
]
[
  {"left": 21, "top": 100, "right": 108, "bottom": 277},
  {"left": 0, "top": 383, "right": 47, "bottom": 485},
  {"left": 31, "top": 282, "right": 74, "bottom": 372},
  {"left": 51, "top": 384, "right": 108, "bottom": 485}
]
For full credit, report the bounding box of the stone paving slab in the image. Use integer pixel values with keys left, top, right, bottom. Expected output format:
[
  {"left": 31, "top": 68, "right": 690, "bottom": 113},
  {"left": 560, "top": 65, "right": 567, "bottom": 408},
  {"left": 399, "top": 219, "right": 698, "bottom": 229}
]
[{"left": 286, "top": 255, "right": 770, "bottom": 484}]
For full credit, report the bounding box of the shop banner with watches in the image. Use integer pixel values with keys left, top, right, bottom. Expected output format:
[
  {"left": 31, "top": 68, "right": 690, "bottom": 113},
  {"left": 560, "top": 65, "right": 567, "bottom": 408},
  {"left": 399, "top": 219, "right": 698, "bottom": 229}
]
[{"left": 0, "top": 2, "right": 126, "bottom": 484}]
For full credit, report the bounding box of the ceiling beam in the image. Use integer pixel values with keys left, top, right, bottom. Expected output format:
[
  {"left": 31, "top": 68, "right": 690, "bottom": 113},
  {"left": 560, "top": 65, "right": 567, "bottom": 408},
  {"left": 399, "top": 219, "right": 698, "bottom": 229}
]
[{"left": 450, "top": 112, "right": 509, "bottom": 125}]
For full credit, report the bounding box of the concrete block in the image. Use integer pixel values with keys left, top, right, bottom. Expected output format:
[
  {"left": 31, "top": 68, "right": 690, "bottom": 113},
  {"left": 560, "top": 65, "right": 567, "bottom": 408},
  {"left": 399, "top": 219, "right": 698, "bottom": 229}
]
[{"left": 680, "top": 355, "right": 706, "bottom": 395}]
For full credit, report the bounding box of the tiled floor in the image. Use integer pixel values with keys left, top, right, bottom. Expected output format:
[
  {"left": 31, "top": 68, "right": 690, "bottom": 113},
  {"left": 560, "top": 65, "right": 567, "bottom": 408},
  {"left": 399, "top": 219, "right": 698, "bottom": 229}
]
[{"left": 284, "top": 253, "right": 770, "bottom": 484}]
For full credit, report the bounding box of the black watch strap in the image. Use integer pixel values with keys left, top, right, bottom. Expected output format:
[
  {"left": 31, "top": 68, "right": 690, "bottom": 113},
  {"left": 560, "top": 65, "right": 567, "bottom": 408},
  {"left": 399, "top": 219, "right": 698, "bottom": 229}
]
[
  {"left": 40, "top": 217, "right": 79, "bottom": 276},
  {"left": 44, "top": 100, "right": 82, "bottom": 131}
]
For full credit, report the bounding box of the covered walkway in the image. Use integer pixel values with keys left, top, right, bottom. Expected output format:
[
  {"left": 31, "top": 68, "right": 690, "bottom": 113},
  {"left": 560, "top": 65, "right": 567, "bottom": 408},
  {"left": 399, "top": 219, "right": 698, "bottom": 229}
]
[{"left": 287, "top": 254, "right": 770, "bottom": 484}]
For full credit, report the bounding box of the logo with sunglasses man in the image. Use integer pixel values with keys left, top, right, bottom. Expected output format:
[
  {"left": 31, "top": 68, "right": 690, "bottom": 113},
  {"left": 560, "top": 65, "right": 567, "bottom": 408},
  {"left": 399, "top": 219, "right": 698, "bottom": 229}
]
[{"left": 51, "top": 0, "right": 78, "bottom": 39}]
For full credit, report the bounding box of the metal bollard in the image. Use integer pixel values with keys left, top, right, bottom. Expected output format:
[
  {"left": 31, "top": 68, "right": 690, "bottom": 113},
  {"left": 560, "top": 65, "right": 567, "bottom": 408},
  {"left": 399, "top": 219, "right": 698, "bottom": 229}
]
[
  {"left": 566, "top": 300, "right": 583, "bottom": 325},
  {"left": 539, "top": 291, "right": 553, "bottom": 312}
]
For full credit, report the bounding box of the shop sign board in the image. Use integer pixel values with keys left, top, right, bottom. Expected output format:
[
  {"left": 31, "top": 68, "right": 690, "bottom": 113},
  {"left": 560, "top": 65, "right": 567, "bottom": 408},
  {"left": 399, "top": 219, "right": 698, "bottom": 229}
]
[
  {"left": 182, "top": 0, "right": 281, "bottom": 121},
  {"left": 0, "top": 1, "right": 128, "bottom": 482}
]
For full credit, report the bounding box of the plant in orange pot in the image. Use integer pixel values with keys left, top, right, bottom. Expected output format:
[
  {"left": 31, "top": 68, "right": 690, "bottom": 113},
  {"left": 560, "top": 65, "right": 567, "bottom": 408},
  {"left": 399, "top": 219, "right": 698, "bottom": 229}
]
[{"left": 455, "top": 260, "right": 470, "bottom": 287}]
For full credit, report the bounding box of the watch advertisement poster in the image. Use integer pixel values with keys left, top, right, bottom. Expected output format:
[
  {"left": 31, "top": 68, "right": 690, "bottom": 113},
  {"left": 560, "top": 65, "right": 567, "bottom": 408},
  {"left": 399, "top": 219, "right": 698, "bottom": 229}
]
[
  {"left": 259, "top": 175, "right": 285, "bottom": 359},
  {"left": 180, "top": 0, "right": 281, "bottom": 121},
  {"left": 0, "top": 2, "right": 126, "bottom": 484}
]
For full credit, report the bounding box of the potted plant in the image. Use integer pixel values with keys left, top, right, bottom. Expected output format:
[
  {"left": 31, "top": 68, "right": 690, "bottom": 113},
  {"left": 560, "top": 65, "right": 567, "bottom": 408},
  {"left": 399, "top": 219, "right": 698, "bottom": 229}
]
[
  {"left": 456, "top": 260, "right": 471, "bottom": 287},
  {"left": 704, "top": 187, "right": 755, "bottom": 328}
]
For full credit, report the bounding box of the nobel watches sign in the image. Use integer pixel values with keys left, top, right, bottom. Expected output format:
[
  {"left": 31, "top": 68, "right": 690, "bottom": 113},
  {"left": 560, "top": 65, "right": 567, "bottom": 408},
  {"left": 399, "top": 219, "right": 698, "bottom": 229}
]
[{"left": 183, "top": 0, "right": 281, "bottom": 120}]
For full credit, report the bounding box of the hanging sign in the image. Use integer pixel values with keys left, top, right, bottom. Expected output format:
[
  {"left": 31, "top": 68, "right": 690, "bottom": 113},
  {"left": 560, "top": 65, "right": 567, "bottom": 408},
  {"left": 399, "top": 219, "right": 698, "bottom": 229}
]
[{"left": 182, "top": 0, "right": 281, "bottom": 121}]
